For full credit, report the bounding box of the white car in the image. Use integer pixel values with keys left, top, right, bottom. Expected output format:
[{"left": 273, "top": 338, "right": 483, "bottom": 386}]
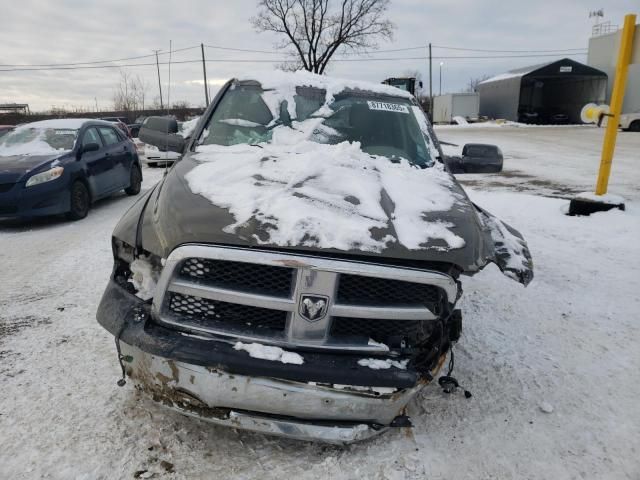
[
  {"left": 143, "top": 144, "right": 181, "bottom": 167},
  {"left": 142, "top": 116, "right": 200, "bottom": 167},
  {"left": 619, "top": 112, "right": 640, "bottom": 132}
]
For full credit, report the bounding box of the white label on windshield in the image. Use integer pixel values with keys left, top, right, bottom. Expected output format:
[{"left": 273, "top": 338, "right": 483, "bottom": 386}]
[
  {"left": 367, "top": 101, "right": 409, "bottom": 114},
  {"left": 54, "top": 129, "right": 75, "bottom": 135}
]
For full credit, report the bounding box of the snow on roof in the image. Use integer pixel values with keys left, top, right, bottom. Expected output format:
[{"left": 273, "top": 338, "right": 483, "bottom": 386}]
[
  {"left": 238, "top": 70, "right": 414, "bottom": 99},
  {"left": 478, "top": 60, "right": 562, "bottom": 85},
  {"left": 16, "top": 118, "right": 90, "bottom": 130}
]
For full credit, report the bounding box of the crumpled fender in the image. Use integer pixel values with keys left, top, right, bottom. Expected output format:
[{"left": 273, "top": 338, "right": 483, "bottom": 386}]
[{"left": 474, "top": 204, "right": 534, "bottom": 286}]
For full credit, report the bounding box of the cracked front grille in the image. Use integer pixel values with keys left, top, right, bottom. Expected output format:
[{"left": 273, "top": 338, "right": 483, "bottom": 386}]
[
  {"left": 153, "top": 246, "right": 457, "bottom": 352},
  {"left": 330, "top": 317, "right": 435, "bottom": 348},
  {"left": 179, "top": 257, "right": 294, "bottom": 297},
  {"left": 169, "top": 293, "right": 286, "bottom": 332}
]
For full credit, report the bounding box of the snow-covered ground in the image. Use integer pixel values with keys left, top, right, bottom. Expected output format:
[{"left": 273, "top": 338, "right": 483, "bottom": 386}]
[
  {"left": 437, "top": 125, "right": 640, "bottom": 201},
  {"left": 1, "top": 128, "right": 639, "bottom": 479}
]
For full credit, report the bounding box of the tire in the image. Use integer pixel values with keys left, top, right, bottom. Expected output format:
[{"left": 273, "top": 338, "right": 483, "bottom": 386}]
[
  {"left": 66, "top": 180, "right": 90, "bottom": 220},
  {"left": 628, "top": 120, "right": 640, "bottom": 132},
  {"left": 125, "top": 165, "right": 142, "bottom": 195}
]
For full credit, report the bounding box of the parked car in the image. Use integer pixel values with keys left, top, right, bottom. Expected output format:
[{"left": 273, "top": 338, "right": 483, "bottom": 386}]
[
  {"left": 143, "top": 144, "right": 181, "bottom": 167},
  {"left": 619, "top": 112, "right": 640, "bottom": 132},
  {"left": 0, "top": 125, "right": 14, "bottom": 138},
  {"left": 142, "top": 117, "right": 199, "bottom": 167},
  {"left": 0, "top": 118, "right": 142, "bottom": 220},
  {"left": 445, "top": 144, "right": 504, "bottom": 173},
  {"left": 97, "top": 72, "right": 533, "bottom": 444},
  {"left": 101, "top": 117, "right": 132, "bottom": 138}
]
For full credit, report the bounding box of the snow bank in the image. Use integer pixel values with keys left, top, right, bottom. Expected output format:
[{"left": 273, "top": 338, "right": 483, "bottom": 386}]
[
  {"left": 233, "top": 342, "right": 304, "bottom": 365},
  {"left": 186, "top": 120, "right": 464, "bottom": 252},
  {"left": 357, "top": 358, "right": 409, "bottom": 370}
]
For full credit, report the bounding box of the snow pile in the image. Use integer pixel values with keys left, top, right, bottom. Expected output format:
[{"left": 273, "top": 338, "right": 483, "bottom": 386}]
[
  {"left": 574, "top": 191, "right": 625, "bottom": 205},
  {"left": 180, "top": 117, "right": 200, "bottom": 138},
  {"left": 233, "top": 342, "right": 304, "bottom": 365},
  {"left": 0, "top": 119, "right": 85, "bottom": 156},
  {"left": 357, "top": 358, "right": 409, "bottom": 370},
  {"left": 128, "top": 256, "right": 161, "bottom": 300},
  {"left": 452, "top": 116, "right": 469, "bottom": 125},
  {"left": 186, "top": 120, "right": 464, "bottom": 252},
  {"left": 239, "top": 70, "right": 414, "bottom": 103}
]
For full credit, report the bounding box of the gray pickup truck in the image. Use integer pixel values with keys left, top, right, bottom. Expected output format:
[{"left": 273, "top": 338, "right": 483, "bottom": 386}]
[{"left": 97, "top": 72, "right": 533, "bottom": 444}]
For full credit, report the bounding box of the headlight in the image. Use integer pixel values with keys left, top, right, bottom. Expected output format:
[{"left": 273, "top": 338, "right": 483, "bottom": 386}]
[{"left": 25, "top": 166, "right": 64, "bottom": 187}]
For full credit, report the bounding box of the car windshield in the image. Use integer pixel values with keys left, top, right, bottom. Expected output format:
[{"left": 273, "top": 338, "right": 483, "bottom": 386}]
[
  {"left": 0, "top": 125, "right": 79, "bottom": 157},
  {"left": 198, "top": 84, "right": 435, "bottom": 167}
]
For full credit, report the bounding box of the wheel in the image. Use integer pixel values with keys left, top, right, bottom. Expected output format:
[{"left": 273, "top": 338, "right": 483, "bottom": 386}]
[
  {"left": 628, "top": 120, "right": 640, "bottom": 132},
  {"left": 125, "top": 165, "right": 142, "bottom": 195},
  {"left": 66, "top": 181, "right": 90, "bottom": 220}
]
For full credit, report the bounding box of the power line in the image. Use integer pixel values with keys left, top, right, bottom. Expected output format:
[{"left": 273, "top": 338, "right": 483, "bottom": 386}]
[
  {"left": 0, "top": 51, "right": 588, "bottom": 73},
  {"left": 432, "top": 45, "right": 587, "bottom": 53},
  {"left": 0, "top": 45, "right": 200, "bottom": 68}
]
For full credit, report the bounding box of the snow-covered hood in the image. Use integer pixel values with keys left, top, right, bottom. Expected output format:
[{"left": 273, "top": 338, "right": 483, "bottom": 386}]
[
  {"left": 127, "top": 153, "right": 532, "bottom": 285},
  {"left": 0, "top": 154, "right": 62, "bottom": 183}
]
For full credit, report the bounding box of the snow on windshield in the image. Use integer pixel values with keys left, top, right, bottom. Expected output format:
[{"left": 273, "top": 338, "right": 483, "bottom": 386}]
[{"left": 0, "top": 119, "right": 83, "bottom": 156}]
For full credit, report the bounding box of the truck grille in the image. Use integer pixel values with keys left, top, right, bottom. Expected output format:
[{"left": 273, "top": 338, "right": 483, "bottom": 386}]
[
  {"left": 153, "top": 245, "right": 458, "bottom": 352},
  {"left": 179, "top": 257, "right": 294, "bottom": 297},
  {"left": 338, "top": 274, "right": 441, "bottom": 307},
  {"left": 169, "top": 293, "right": 286, "bottom": 333}
]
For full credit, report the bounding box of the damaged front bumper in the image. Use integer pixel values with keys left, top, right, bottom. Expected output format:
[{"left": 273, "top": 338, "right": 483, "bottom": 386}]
[
  {"left": 121, "top": 342, "right": 437, "bottom": 444},
  {"left": 98, "top": 279, "right": 445, "bottom": 444}
]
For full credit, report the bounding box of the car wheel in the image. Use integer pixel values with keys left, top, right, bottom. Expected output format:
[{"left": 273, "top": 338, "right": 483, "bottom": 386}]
[
  {"left": 628, "top": 120, "right": 640, "bottom": 132},
  {"left": 66, "top": 181, "right": 90, "bottom": 220},
  {"left": 125, "top": 165, "right": 142, "bottom": 195}
]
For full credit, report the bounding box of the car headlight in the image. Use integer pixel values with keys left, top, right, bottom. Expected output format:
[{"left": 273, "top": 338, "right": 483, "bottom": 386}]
[{"left": 25, "top": 166, "right": 64, "bottom": 187}]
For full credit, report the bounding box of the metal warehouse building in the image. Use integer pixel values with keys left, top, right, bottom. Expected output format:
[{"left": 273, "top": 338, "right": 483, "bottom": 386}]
[
  {"left": 477, "top": 58, "right": 608, "bottom": 123},
  {"left": 588, "top": 23, "right": 640, "bottom": 114}
]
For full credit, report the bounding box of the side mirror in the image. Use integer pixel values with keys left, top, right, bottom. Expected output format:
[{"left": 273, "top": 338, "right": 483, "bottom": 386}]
[
  {"left": 80, "top": 142, "right": 100, "bottom": 156},
  {"left": 449, "top": 143, "right": 503, "bottom": 174},
  {"left": 139, "top": 116, "right": 185, "bottom": 154}
]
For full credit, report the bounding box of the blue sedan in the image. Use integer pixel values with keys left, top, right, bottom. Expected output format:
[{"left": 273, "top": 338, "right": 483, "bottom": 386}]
[{"left": 0, "top": 118, "right": 142, "bottom": 220}]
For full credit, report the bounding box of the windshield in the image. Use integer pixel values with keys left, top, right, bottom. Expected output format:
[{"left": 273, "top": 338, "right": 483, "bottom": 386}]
[
  {"left": 198, "top": 84, "right": 435, "bottom": 167},
  {"left": 0, "top": 125, "right": 78, "bottom": 156}
]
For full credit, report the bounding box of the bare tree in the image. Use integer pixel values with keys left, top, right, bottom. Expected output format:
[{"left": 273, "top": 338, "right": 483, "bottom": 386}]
[
  {"left": 252, "top": 0, "right": 395, "bottom": 74},
  {"left": 465, "top": 75, "right": 491, "bottom": 93},
  {"left": 112, "top": 71, "right": 148, "bottom": 111},
  {"left": 171, "top": 100, "right": 191, "bottom": 109}
]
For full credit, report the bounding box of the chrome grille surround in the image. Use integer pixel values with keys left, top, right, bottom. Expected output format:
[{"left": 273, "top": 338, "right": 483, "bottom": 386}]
[{"left": 152, "top": 244, "right": 458, "bottom": 353}]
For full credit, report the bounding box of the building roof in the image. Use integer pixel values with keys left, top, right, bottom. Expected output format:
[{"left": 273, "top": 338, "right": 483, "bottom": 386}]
[{"left": 479, "top": 58, "right": 606, "bottom": 86}]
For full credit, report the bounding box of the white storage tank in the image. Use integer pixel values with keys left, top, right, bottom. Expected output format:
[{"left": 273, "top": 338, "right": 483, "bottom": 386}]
[{"left": 433, "top": 93, "right": 480, "bottom": 123}]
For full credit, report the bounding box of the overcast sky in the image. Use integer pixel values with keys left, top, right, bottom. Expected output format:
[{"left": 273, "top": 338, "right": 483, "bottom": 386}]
[{"left": 1, "top": 0, "right": 637, "bottom": 112}]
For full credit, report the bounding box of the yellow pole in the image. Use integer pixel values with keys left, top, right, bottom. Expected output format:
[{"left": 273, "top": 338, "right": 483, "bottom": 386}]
[{"left": 595, "top": 14, "right": 637, "bottom": 195}]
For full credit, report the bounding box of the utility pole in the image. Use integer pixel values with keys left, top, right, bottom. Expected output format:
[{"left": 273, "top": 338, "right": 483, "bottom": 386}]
[
  {"left": 153, "top": 49, "right": 164, "bottom": 110},
  {"left": 439, "top": 62, "right": 443, "bottom": 95},
  {"left": 201, "top": 43, "right": 210, "bottom": 106},
  {"left": 428, "top": 43, "right": 433, "bottom": 120}
]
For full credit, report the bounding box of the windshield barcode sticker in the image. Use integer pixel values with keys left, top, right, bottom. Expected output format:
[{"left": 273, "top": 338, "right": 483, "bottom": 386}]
[{"left": 367, "top": 101, "right": 409, "bottom": 114}]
